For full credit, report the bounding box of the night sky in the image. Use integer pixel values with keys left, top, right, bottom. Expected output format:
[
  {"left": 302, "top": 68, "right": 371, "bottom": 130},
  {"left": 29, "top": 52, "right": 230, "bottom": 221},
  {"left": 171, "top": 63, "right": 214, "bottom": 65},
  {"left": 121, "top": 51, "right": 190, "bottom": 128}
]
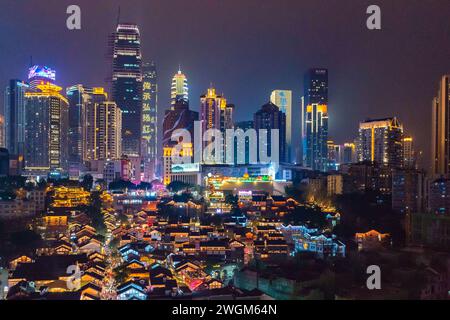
[{"left": 1, "top": 0, "right": 450, "bottom": 167}]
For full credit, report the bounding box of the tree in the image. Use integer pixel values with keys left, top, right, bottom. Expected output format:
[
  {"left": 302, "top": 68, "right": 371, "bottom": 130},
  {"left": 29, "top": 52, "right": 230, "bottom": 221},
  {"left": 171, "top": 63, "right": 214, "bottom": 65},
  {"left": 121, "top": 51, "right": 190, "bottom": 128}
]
[
  {"left": 137, "top": 181, "right": 152, "bottom": 190},
  {"left": 86, "top": 191, "right": 106, "bottom": 236},
  {"left": 81, "top": 174, "right": 94, "bottom": 191},
  {"left": 167, "top": 181, "right": 191, "bottom": 193},
  {"left": 109, "top": 179, "right": 136, "bottom": 191},
  {"left": 225, "top": 194, "right": 238, "bottom": 207}
]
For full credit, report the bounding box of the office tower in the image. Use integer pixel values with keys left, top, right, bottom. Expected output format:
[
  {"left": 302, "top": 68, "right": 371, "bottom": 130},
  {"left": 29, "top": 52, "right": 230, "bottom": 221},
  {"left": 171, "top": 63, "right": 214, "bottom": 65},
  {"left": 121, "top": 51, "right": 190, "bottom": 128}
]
[
  {"left": 83, "top": 101, "right": 122, "bottom": 161},
  {"left": 28, "top": 65, "right": 56, "bottom": 91},
  {"left": 24, "top": 82, "right": 69, "bottom": 172},
  {"left": 162, "top": 101, "right": 198, "bottom": 185},
  {"left": 171, "top": 69, "right": 189, "bottom": 105},
  {"left": 302, "top": 68, "right": 329, "bottom": 171},
  {"left": 142, "top": 62, "right": 158, "bottom": 160},
  {"left": 402, "top": 136, "right": 415, "bottom": 169},
  {"left": 254, "top": 102, "right": 286, "bottom": 163},
  {"left": 4, "top": 80, "right": 29, "bottom": 168},
  {"left": 357, "top": 117, "right": 403, "bottom": 168},
  {"left": 270, "top": 90, "right": 292, "bottom": 162},
  {"left": 431, "top": 75, "right": 450, "bottom": 176},
  {"left": 111, "top": 23, "right": 143, "bottom": 157}
]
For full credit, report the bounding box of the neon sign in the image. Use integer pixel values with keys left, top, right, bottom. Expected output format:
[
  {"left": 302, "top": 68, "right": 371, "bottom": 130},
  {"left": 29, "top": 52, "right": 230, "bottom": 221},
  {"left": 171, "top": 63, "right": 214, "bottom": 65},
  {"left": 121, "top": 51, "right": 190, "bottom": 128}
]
[{"left": 28, "top": 65, "right": 56, "bottom": 81}]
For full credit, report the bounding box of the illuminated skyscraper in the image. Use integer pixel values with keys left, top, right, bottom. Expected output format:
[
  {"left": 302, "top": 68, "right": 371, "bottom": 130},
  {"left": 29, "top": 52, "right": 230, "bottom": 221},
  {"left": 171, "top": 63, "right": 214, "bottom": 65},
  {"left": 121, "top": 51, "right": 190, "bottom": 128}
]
[
  {"left": 111, "top": 23, "right": 142, "bottom": 157},
  {"left": 141, "top": 62, "right": 158, "bottom": 161},
  {"left": 402, "top": 136, "right": 415, "bottom": 169},
  {"left": 67, "top": 86, "right": 112, "bottom": 164},
  {"left": 200, "top": 87, "right": 231, "bottom": 163},
  {"left": 200, "top": 88, "right": 227, "bottom": 133},
  {"left": 254, "top": 102, "right": 286, "bottom": 163},
  {"left": 66, "top": 85, "right": 92, "bottom": 164},
  {"left": 357, "top": 117, "right": 403, "bottom": 168},
  {"left": 302, "top": 68, "right": 328, "bottom": 171},
  {"left": 4, "top": 80, "right": 29, "bottom": 165},
  {"left": 83, "top": 99, "right": 122, "bottom": 161},
  {"left": 270, "top": 90, "right": 292, "bottom": 162},
  {"left": 431, "top": 75, "right": 450, "bottom": 176},
  {"left": 171, "top": 69, "right": 189, "bottom": 105},
  {"left": 162, "top": 101, "right": 198, "bottom": 185},
  {"left": 24, "top": 82, "right": 69, "bottom": 172}
]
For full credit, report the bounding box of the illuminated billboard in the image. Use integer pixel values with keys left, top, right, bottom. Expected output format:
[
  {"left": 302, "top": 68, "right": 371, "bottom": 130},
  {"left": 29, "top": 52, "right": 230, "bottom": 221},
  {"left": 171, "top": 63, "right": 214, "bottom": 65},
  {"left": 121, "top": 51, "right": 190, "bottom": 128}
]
[
  {"left": 171, "top": 163, "right": 200, "bottom": 173},
  {"left": 28, "top": 65, "right": 56, "bottom": 81}
]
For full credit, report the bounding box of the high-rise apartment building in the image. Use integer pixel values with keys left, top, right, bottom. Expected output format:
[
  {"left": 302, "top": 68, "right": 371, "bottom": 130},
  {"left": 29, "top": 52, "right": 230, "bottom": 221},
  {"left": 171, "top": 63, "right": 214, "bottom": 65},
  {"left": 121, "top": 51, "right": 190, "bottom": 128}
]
[
  {"left": 83, "top": 100, "right": 122, "bottom": 161},
  {"left": 111, "top": 23, "right": 142, "bottom": 157},
  {"left": 402, "top": 136, "right": 415, "bottom": 169},
  {"left": 24, "top": 82, "right": 69, "bottom": 172},
  {"left": 357, "top": 117, "right": 403, "bottom": 168},
  {"left": 302, "top": 68, "right": 328, "bottom": 171}
]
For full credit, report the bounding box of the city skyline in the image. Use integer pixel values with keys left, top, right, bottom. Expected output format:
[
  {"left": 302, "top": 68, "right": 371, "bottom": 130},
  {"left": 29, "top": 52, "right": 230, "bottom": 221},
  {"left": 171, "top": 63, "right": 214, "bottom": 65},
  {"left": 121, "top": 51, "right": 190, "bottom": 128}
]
[{"left": 1, "top": 1, "right": 450, "bottom": 169}]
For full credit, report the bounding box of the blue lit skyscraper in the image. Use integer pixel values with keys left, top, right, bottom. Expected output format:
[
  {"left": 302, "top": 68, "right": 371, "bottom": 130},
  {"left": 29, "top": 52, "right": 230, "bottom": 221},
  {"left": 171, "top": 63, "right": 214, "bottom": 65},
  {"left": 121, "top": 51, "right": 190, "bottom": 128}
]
[{"left": 302, "top": 68, "right": 329, "bottom": 171}]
